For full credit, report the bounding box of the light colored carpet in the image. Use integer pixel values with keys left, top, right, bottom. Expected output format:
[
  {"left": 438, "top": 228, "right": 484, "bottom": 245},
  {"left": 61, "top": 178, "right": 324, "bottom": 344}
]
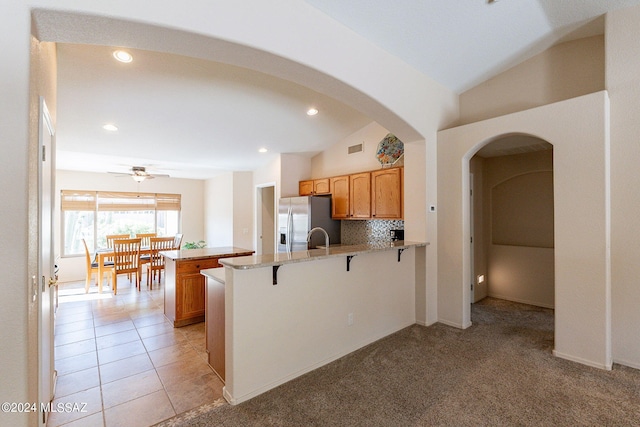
[{"left": 156, "top": 298, "right": 640, "bottom": 426}]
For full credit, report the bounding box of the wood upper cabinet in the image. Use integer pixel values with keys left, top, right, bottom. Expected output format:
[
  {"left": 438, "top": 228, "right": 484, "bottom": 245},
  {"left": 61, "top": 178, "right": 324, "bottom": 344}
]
[
  {"left": 308, "top": 167, "right": 403, "bottom": 220},
  {"left": 299, "top": 178, "right": 330, "bottom": 196},
  {"left": 349, "top": 172, "right": 371, "bottom": 219},
  {"left": 371, "top": 167, "right": 403, "bottom": 219},
  {"left": 299, "top": 180, "right": 313, "bottom": 196},
  {"left": 330, "top": 175, "right": 350, "bottom": 219},
  {"left": 314, "top": 178, "right": 330, "bottom": 194}
]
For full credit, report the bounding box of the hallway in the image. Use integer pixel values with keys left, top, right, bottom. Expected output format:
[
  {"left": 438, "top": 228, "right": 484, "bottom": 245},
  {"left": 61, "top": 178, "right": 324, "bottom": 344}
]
[{"left": 48, "top": 278, "right": 222, "bottom": 426}]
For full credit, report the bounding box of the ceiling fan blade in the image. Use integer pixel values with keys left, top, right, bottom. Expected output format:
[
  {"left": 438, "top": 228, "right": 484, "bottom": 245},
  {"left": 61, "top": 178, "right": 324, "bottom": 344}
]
[{"left": 108, "top": 171, "right": 131, "bottom": 177}]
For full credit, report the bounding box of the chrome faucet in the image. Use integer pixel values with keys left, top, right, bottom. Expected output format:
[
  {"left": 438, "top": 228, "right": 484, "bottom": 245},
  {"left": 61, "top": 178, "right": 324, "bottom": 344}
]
[{"left": 307, "top": 227, "right": 329, "bottom": 249}]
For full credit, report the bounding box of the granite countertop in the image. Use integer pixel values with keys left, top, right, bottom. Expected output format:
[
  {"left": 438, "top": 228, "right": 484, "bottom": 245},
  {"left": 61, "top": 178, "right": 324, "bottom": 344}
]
[
  {"left": 218, "top": 240, "right": 428, "bottom": 270},
  {"left": 201, "top": 267, "right": 225, "bottom": 283},
  {"left": 160, "top": 247, "right": 254, "bottom": 261}
]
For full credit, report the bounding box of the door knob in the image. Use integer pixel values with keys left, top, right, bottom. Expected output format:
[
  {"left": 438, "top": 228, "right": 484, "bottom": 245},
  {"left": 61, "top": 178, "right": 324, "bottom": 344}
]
[{"left": 48, "top": 276, "right": 59, "bottom": 287}]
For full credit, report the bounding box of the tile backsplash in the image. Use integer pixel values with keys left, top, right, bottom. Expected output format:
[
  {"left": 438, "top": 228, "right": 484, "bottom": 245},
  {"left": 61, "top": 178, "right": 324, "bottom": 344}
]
[{"left": 341, "top": 220, "right": 404, "bottom": 244}]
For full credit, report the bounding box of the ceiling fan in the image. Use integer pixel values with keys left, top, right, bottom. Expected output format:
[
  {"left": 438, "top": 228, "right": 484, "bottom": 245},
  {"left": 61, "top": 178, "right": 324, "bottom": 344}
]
[{"left": 108, "top": 166, "right": 170, "bottom": 182}]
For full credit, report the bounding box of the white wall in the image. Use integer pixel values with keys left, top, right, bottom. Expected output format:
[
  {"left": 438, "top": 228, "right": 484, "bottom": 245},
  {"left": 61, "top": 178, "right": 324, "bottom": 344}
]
[
  {"left": 205, "top": 173, "right": 234, "bottom": 247},
  {"left": 232, "top": 171, "right": 254, "bottom": 250},
  {"left": 311, "top": 122, "right": 389, "bottom": 177},
  {"left": 205, "top": 171, "right": 255, "bottom": 250},
  {"left": 254, "top": 156, "right": 281, "bottom": 199},
  {"left": 56, "top": 170, "right": 205, "bottom": 282},
  {"left": 458, "top": 35, "right": 605, "bottom": 126},
  {"left": 224, "top": 247, "right": 418, "bottom": 404},
  {"left": 280, "top": 153, "right": 311, "bottom": 197},
  {"left": 488, "top": 245, "right": 555, "bottom": 308},
  {"left": 437, "top": 92, "right": 611, "bottom": 369},
  {"left": 606, "top": 5, "right": 640, "bottom": 369}
]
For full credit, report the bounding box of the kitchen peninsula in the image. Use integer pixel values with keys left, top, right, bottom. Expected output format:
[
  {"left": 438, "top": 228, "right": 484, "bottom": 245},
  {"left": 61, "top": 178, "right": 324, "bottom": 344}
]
[
  {"left": 202, "top": 240, "right": 427, "bottom": 405},
  {"left": 161, "top": 247, "right": 254, "bottom": 327}
]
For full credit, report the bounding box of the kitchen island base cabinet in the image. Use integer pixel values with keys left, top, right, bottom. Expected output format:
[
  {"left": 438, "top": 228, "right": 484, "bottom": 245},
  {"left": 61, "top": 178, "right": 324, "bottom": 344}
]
[
  {"left": 161, "top": 247, "right": 254, "bottom": 328},
  {"left": 164, "top": 258, "right": 218, "bottom": 327}
]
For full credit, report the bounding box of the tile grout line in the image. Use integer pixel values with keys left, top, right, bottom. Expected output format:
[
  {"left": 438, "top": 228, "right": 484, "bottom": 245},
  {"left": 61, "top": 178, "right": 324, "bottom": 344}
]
[
  {"left": 52, "top": 277, "right": 215, "bottom": 426},
  {"left": 134, "top": 304, "right": 180, "bottom": 419}
]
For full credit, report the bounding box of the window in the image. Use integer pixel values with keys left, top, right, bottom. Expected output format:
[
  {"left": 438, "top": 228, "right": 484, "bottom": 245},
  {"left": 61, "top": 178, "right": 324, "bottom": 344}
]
[{"left": 61, "top": 190, "right": 181, "bottom": 256}]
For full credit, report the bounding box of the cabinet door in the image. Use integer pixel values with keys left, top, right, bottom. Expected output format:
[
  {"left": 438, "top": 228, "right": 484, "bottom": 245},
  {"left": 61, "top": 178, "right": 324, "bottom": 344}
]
[
  {"left": 299, "top": 180, "right": 313, "bottom": 196},
  {"left": 350, "top": 172, "right": 371, "bottom": 219},
  {"left": 176, "top": 273, "right": 206, "bottom": 320},
  {"left": 371, "top": 168, "right": 403, "bottom": 219},
  {"left": 313, "top": 178, "right": 330, "bottom": 195},
  {"left": 330, "top": 176, "right": 350, "bottom": 219}
]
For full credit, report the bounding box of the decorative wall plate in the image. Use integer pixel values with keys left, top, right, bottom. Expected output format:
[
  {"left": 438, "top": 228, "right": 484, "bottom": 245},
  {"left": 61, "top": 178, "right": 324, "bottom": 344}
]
[{"left": 376, "top": 133, "right": 404, "bottom": 165}]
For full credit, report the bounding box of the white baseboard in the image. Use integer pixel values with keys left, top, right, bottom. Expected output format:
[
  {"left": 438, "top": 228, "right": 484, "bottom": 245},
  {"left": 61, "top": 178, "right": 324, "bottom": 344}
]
[
  {"left": 437, "top": 318, "right": 472, "bottom": 329},
  {"left": 552, "top": 349, "right": 612, "bottom": 370},
  {"left": 487, "top": 292, "right": 554, "bottom": 309},
  {"left": 612, "top": 357, "right": 640, "bottom": 370}
]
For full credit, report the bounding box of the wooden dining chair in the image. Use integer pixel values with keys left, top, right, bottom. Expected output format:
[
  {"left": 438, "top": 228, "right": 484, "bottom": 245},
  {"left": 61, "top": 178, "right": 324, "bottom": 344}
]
[
  {"left": 82, "top": 238, "right": 114, "bottom": 293},
  {"left": 137, "top": 233, "right": 156, "bottom": 274},
  {"left": 146, "top": 236, "right": 175, "bottom": 288},
  {"left": 111, "top": 237, "right": 142, "bottom": 295},
  {"left": 172, "top": 233, "right": 184, "bottom": 250},
  {"left": 106, "top": 233, "right": 132, "bottom": 279},
  {"left": 106, "top": 233, "right": 131, "bottom": 249},
  {"left": 135, "top": 232, "right": 156, "bottom": 248}
]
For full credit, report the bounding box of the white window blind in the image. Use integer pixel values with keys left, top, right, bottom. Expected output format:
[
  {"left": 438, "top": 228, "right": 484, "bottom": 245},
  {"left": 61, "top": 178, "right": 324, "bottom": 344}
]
[{"left": 61, "top": 190, "right": 181, "bottom": 211}]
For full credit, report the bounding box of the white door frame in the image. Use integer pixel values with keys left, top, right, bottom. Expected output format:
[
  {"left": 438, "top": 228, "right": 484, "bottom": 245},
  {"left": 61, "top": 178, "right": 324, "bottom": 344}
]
[
  {"left": 38, "top": 97, "right": 56, "bottom": 426},
  {"left": 469, "top": 172, "right": 475, "bottom": 303},
  {"left": 255, "top": 182, "right": 277, "bottom": 255}
]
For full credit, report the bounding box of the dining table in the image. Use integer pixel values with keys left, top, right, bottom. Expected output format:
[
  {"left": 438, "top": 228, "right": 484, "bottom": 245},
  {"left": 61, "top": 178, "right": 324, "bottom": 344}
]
[{"left": 95, "top": 246, "right": 150, "bottom": 293}]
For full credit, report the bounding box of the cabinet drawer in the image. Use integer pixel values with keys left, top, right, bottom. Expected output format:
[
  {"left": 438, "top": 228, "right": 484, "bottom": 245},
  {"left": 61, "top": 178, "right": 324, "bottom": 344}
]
[{"left": 177, "top": 258, "right": 220, "bottom": 274}]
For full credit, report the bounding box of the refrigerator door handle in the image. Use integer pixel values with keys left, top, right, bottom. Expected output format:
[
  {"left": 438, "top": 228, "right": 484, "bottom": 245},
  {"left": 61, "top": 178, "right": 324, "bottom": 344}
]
[{"left": 287, "top": 207, "right": 293, "bottom": 252}]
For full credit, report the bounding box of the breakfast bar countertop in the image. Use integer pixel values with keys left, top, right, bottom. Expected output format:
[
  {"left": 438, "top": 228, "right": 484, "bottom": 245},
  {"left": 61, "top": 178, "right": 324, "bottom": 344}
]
[
  {"left": 160, "top": 246, "right": 254, "bottom": 261},
  {"left": 218, "top": 240, "right": 428, "bottom": 270}
]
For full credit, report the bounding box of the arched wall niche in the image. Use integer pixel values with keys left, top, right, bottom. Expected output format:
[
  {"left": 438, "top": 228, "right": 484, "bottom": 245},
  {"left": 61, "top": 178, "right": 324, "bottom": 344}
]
[
  {"left": 470, "top": 134, "right": 555, "bottom": 308},
  {"left": 437, "top": 91, "right": 611, "bottom": 370}
]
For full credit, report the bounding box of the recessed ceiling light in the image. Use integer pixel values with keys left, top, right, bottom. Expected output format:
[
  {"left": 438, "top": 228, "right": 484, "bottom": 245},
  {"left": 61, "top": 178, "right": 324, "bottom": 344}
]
[
  {"left": 113, "top": 50, "right": 133, "bottom": 63},
  {"left": 103, "top": 124, "right": 118, "bottom": 131},
  {"left": 258, "top": 147, "right": 268, "bottom": 153},
  {"left": 307, "top": 108, "right": 319, "bottom": 116}
]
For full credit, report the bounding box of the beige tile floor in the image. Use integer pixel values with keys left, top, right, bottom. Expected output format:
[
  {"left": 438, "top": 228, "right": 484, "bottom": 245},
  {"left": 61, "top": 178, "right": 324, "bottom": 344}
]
[{"left": 47, "top": 276, "right": 223, "bottom": 427}]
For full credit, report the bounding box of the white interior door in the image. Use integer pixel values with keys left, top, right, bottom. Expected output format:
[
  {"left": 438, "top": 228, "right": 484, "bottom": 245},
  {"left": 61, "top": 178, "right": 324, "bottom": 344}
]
[{"left": 38, "top": 97, "right": 56, "bottom": 426}]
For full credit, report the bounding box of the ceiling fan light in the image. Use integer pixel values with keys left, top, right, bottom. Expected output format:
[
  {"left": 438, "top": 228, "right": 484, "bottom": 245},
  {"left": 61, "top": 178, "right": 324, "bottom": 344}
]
[{"left": 131, "top": 175, "right": 146, "bottom": 183}]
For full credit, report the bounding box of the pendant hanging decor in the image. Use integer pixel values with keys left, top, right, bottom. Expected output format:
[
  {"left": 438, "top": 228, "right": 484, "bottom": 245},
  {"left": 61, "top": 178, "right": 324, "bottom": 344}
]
[{"left": 376, "top": 133, "right": 404, "bottom": 167}]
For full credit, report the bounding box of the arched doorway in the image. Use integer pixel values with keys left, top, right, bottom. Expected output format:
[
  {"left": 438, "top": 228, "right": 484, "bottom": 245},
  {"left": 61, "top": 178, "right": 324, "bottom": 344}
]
[
  {"left": 437, "top": 92, "right": 611, "bottom": 370},
  {"left": 469, "top": 134, "right": 554, "bottom": 310}
]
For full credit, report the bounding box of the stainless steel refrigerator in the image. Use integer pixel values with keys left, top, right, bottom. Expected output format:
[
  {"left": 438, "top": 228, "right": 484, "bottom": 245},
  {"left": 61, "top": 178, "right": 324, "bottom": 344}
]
[{"left": 278, "top": 195, "right": 341, "bottom": 252}]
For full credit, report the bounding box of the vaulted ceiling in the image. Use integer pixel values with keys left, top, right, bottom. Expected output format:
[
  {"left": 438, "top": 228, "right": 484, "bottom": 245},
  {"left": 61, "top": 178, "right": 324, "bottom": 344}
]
[{"left": 52, "top": 1, "right": 640, "bottom": 179}]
